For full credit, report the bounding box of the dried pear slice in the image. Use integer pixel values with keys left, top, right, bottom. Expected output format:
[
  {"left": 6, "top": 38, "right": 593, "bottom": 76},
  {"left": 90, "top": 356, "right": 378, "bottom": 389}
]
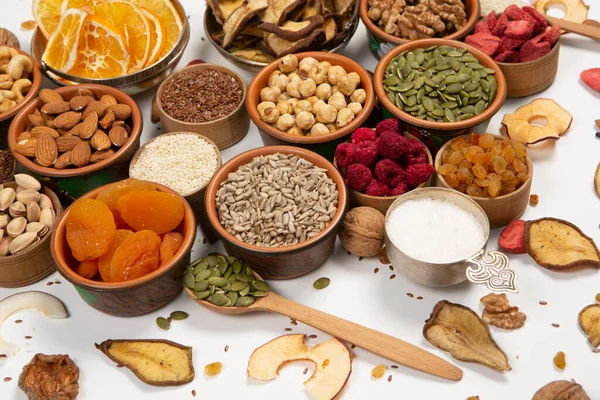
[
  {"left": 501, "top": 99, "right": 573, "bottom": 144},
  {"left": 96, "top": 339, "right": 195, "bottom": 386},
  {"left": 332, "top": 0, "right": 354, "bottom": 16},
  {"left": 209, "top": 0, "right": 246, "bottom": 24},
  {"left": 302, "top": 0, "right": 322, "bottom": 18},
  {"left": 322, "top": 17, "right": 337, "bottom": 44},
  {"left": 260, "top": 0, "right": 305, "bottom": 24},
  {"left": 259, "top": 16, "right": 324, "bottom": 40},
  {"left": 525, "top": 218, "right": 600, "bottom": 271},
  {"left": 595, "top": 162, "right": 600, "bottom": 199},
  {"left": 532, "top": 380, "right": 591, "bottom": 400},
  {"left": 265, "top": 27, "right": 324, "bottom": 57},
  {"left": 241, "top": 26, "right": 265, "bottom": 37},
  {"left": 230, "top": 48, "right": 274, "bottom": 62},
  {"left": 320, "top": 0, "right": 335, "bottom": 14},
  {"left": 223, "top": 0, "right": 269, "bottom": 48},
  {"left": 578, "top": 304, "right": 600, "bottom": 348},
  {"left": 423, "top": 300, "right": 511, "bottom": 372}
]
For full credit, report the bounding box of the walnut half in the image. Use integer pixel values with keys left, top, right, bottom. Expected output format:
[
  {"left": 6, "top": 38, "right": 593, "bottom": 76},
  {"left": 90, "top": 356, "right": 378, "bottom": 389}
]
[
  {"left": 480, "top": 293, "right": 526, "bottom": 330},
  {"left": 18, "top": 354, "right": 79, "bottom": 400}
]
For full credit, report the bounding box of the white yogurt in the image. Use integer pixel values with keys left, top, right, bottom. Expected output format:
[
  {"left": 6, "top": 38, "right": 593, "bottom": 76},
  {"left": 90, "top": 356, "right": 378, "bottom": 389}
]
[{"left": 386, "top": 198, "right": 485, "bottom": 264}]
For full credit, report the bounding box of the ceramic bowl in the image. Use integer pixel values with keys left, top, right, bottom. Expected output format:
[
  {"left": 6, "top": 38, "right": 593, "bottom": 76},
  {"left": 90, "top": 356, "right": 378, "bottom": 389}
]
[
  {"left": 247, "top": 52, "right": 376, "bottom": 161},
  {"left": 51, "top": 181, "right": 196, "bottom": 317},
  {"left": 205, "top": 146, "right": 348, "bottom": 279}
]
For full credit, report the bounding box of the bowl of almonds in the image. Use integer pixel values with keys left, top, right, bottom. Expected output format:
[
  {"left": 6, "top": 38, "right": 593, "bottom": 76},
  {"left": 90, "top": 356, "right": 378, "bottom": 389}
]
[{"left": 8, "top": 84, "right": 142, "bottom": 198}]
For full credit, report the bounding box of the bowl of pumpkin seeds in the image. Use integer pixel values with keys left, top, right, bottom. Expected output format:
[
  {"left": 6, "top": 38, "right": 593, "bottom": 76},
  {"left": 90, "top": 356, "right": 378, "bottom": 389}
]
[{"left": 373, "top": 38, "right": 507, "bottom": 142}]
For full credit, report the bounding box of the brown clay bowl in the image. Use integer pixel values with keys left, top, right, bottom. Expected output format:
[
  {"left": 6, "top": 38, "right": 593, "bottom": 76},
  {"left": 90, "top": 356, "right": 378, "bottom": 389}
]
[
  {"left": 205, "top": 146, "right": 348, "bottom": 279},
  {"left": 8, "top": 84, "right": 143, "bottom": 199},
  {"left": 374, "top": 38, "right": 507, "bottom": 153},
  {"left": 246, "top": 52, "right": 376, "bottom": 161},
  {"left": 359, "top": 0, "right": 481, "bottom": 59},
  {"left": 51, "top": 181, "right": 196, "bottom": 317},
  {"left": 433, "top": 133, "right": 533, "bottom": 228}
]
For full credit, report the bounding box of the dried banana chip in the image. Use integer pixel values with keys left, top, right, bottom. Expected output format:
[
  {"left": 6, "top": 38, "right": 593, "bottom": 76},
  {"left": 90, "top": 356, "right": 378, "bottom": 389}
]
[
  {"left": 578, "top": 304, "right": 600, "bottom": 348},
  {"left": 259, "top": 15, "right": 324, "bottom": 40},
  {"left": 525, "top": 218, "right": 600, "bottom": 271},
  {"left": 265, "top": 27, "right": 324, "bottom": 57},
  {"left": 222, "top": 0, "right": 269, "bottom": 48},
  {"left": 423, "top": 300, "right": 511, "bottom": 371}
]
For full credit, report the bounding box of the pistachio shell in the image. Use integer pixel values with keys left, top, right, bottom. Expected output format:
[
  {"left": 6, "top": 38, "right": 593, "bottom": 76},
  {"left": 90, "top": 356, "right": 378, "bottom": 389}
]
[
  {"left": 16, "top": 190, "right": 40, "bottom": 204},
  {"left": 7, "top": 217, "right": 27, "bottom": 238},
  {"left": 38, "top": 194, "right": 53, "bottom": 210},
  {"left": 9, "top": 201, "right": 26, "bottom": 218},
  {"left": 14, "top": 174, "right": 41, "bottom": 191},
  {"left": 26, "top": 222, "right": 49, "bottom": 237},
  {"left": 0, "top": 236, "right": 13, "bottom": 256},
  {"left": 0, "top": 187, "right": 16, "bottom": 211},
  {"left": 40, "top": 207, "right": 55, "bottom": 229},
  {"left": 26, "top": 201, "right": 41, "bottom": 223},
  {"left": 0, "top": 229, "right": 3, "bottom": 241},
  {"left": 0, "top": 214, "right": 9, "bottom": 229},
  {"left": 9, "top": 232, "right": 39, "bottom": 254}
]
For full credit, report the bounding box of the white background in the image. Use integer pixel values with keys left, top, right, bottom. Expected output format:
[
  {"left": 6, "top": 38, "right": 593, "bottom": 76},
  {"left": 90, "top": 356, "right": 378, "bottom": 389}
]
[{"left": 1, "top": 0, "right": 600, "bottom": 399}]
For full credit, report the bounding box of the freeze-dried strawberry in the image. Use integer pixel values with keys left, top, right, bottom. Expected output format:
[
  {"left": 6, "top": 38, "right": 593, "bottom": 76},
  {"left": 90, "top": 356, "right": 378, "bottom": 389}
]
[
  {"left": 465, "top": 33, "right": 501, "bottom": 57},
  {"left": 505, "top": 20, "right": 535, "bottom": 39},
  {"left": 495, "top": 50, "right": 519, "bottom": 63},
  {"left": 505, "top": 5, "right": 541, "bottom": 32},
  {"left": 491, "top": 13, "right": 509, "bottom": 36},
  {"left": 475, "top": 21, "right": 491, "bottom": 34},
  {"left": 499, "top": 35, "right": 526, "bottom": 52},
  {"left": 483, "top": 11, "right": 497, "bottom": 30},
  {"left": 523, "top": 6, "right": 548, "bottom": 32},
  {"left": 541, "top": 24, "right": 561, "bottom": 45},
  {"left": 580, "top": 68, "right": 600, "bottom": 93},
  {"left": 520, "top": 40, "right": 551, "bottom": 62},
  {"left": 498, "top": 220, "right": 526, "bottom": 254}
]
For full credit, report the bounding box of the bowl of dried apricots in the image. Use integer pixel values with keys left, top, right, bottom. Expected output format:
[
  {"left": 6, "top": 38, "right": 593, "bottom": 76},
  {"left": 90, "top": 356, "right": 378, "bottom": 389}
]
[{"left": 51, "top": 178, "right": 196, "bottom": 317}]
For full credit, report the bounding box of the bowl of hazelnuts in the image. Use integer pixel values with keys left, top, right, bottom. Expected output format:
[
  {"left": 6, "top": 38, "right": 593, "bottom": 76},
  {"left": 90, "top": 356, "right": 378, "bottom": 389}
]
[{"left": 246, "top": 52, "right": 376, "bottom": 161}]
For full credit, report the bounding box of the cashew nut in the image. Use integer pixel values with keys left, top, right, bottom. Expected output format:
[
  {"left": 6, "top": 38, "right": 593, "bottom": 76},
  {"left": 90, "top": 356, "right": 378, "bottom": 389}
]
[
  {"left": 0, "top": 47, "right": 10, "bottom": 65},
  {"left": 7, "top": 55, "right": 33, "bottom": 80},
  {"left": 0, "top": 90, "right": 16, "bottom": 102},
  {"left": 11, "top": 79, "right": 32, "bottom": 103},
  {"left": 8, "top": 48, "right": 19, "bottom": 58},
  {"left": 0, "top": 99, "right": 16, "bottom": 113},
  {"left": 0, "top": 74, "right": 13, "bottom": 90}
]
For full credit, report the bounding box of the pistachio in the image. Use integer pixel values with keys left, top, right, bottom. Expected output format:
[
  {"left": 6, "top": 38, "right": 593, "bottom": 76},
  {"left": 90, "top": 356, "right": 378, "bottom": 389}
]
[
  {"left": 0, "top": 229, "right": 3, "bottom": 241},
  {"left": 40, "top": 207, "right": 55, "bottom": 229},
  {"left": 16, "top": 190, "right": 40, "bottom": 204},
  {"left": 38, "top": 194, "right": 53, "bottom": 210},
  {"left": 26, "top": 222, "right": 49, "bottom": 237},
  {"left": 7, "top": 217, "right": 27, "bottom": 237},
  {"left": 0, "top": 187, "right": 15, "bottom": 211},
  {"left": 14, "top": 174, "right": 41, "bottom": 191},
  {"left": 26, "top": 201, "right": 41, "bottom": 223},
  {"left": 0, "top": 236, "right": 13, "bottom": 256},
  {"left": 8, "top": 231, "right": 38, "bottom": 254},
  {"left": 8, "top": 201, "right": 25, "bottom": 218},
  {"left": 0, "top": 214, "right": 9, "bottom": 229}
]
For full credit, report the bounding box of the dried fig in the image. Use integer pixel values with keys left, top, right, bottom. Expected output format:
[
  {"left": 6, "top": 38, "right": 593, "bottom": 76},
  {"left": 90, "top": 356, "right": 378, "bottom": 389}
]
[{"left": 18, "top": 353, "right": 79, "bottom": 400}]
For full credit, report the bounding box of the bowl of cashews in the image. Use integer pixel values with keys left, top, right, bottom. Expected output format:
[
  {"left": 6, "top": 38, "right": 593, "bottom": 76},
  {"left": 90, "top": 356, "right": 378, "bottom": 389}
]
[{"left": 0, "top": 47, "right": 42, "bottom": 125}]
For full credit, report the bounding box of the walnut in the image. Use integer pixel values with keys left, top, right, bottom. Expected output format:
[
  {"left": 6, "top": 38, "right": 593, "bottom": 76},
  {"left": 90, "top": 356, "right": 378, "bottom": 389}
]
[
  {"left": 338, "top": 207, "right": 385, "bottom": 257},
  {"left": 426, "top": 0, "right": 467, "bottom": 31},
  {"left": 480, "top": 293, "right": 526, "bottom": 330},
  {"left": 18, "top": 354, "right": 80, "bottom": 400},
  {"left": 400, "top": 4, "right": 446, "bottom": 39}
]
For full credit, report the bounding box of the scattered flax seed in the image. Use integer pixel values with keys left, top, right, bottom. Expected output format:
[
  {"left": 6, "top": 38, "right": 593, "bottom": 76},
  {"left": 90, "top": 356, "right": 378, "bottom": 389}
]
[
  {"left": 390, "top": 274, "right": 396, "bottom": 280},
  {"left": 516, "top": 355, "right": 520, "bottom": 359},
  {"left": 224, "top": 345, "right": 229, "bottom": 352},
  {"left": 389, "top": 265, "right": 394, "bottom": 271},
  {"left": 167, "top": 317, "right": 172, "bottom": 323},
  {"left": 0, "top": 355, "right": 6, "bottom": 358},
  {"left": 15, "top": 320, "right": 22, "bottom": 324},
  {"left": 290, "top": 319, "right": 297, "bottom": 326},
  {"left": 20, "top": 20, "right": 36, "bottom": 30},
  {"left": 378, "top": 246, "right": 390, "bottom": 264},
  {"left": 25, "top": 336, "right": 32, "bottom": 339},
  {"left": 416, "top": 296, "right": 423, "bottom": 300},
  {"left": 303, "top": 368, "right": 309, "bottom": 375},
  {"left": 192, "top": 390, "right": 196, "bottom": 397},
  {"left": 406, "top": 293, "right": 414, "bottom": 298},
  {"left": 55, "top": 280, "right": 61, "bottom": 284},
  {"left": 371, "top": 364, "right": 386, "bottom": 379},
  {"left": 4, "top": 377, "right": 11, "bottom": 382},
  {"left": 374, "top": 268, "right": 379, "bottom": 274},
  {"left": 552, "top": 323, "right": 560, "bottom": 328},
  {"left": 347, "top": 251, "right": 351, "bottom": 255},
  {"left": 284, "top": 328, "right": 292, "bottom": 332},
  {"left": 46, "top": 282, "right": 54, "bottom": 286},
  {"left": 529, "top": 194, "right": 539, "bottom": 206},
  {"left": 351, "top": 344, "right": 356, "bottom": 349},
  {"left": 359, "top": 257, "right": 364, "bottom": 261},
  {"left": 539, "top": 301, "right": 548, "bottom": 305},
  {"left": 387, "top": 375, "right": 392, "bottom": 382},
  {"left": 593, "top": 349, "right": 600, "bottom": 353},
  {"left": 308, "top": 335, "right": 317, "bottom": 339},
  {"left": 391, "top": 365, "right": 398, "bottom": 369},
  {"left": 116, "top": 364, "right": 124, "bottom": 368}
]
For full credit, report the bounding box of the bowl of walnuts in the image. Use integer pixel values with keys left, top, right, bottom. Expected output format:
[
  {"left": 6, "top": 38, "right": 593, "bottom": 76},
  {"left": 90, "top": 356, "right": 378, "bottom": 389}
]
[{"left": 246, "top": 52, "right": 375, "bottom": 161}]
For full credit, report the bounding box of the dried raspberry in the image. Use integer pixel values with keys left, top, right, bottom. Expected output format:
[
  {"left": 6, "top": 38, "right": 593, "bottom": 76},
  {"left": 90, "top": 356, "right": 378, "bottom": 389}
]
[
  {"left": 345, "top": 164, "right": 372, "bottom": 192},
  {"left": 354, "top": 141, "right": 378, "bottom": 167},
  {"left": 375, "top": 118, "right": 401, "bottom": 136},
  {"left": 365, "top": 178, "right": 390, "bottom": 197},
  {"left": 403, "top": 149, "right": 428, "bottom": 166},
  {"left": 498, "top": 220, "right": 526, "bottom": 254},
  {"left": 375, "top": 159, "right": 405, "bottom": 186},
  {"left": 406, "top": 163, "right": 434, "bottom": 186},
  {"left": 390, "top": 181, "right": 409, "bottom": 196},
  {"left": 377, "top": 131, "right": 409, "bottom": 159},
  {"left": 352, "top": 128, "right": 377, "bottom": 144},
  {"left": 334, "top": 142, "right": 356, "bottom": 167}
]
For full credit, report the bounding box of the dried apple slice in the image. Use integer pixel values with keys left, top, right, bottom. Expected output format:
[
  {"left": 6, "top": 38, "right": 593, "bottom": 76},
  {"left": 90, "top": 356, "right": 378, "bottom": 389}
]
[
  {"left": 595, "top": 162, "right": 600, "bottom": 198},
  {"left": 533, "top": 0, "right": 589, "bottom": 26},
  {"left": 525, "top": 218, "right": 600, "bottom": 270},
  {"left": 423, "top": 300, "right": 511, "bottom": 371},
  {"left": 248, "top": 334, "right": 353, "bottom": 400},
  {"left": 501, "top": 99, "right": 573, "bottom": 144},
  {"left": 222, "top": 0, "right": 269, "bottom": 48},
  {"left": 578, "top": 304, "right": 600, "bottom": 347},
  {"left": 96, "top": 339, "right": 194, "bottom": 386}
]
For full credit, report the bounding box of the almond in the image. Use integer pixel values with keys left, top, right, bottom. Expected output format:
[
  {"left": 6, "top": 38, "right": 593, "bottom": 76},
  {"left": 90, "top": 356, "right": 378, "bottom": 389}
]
[
  {"left": 56, "top": 135, "right": 82, "bottom": 152},
  {"left": 28, "top": 109, "right": 44, "bottom": 127},
  {"left": 31, "top": 126, "right": 59, "bottom": 139},
  {"left": 42, "top": 113, "right": 55, "bottom": 128},
  {"left": 17, "top": 131, "right": 32, "bottom": 142},
  {"left": 90, "top": 149, "right": 114, "bottom": 164},
  {"left": 109, "top": 103, "right": 131, "bottom": 120},
  {"left": 54, "top": 151, "right": 72, "bottom": 169},
  {"left": 108, "top": 125, "right": 128, "bottom": 147},
  {"left": 71, "top": 141, "right": 91, "bottom": 167},
  {"left": 82, "top": 101, "right": 107, "bottom": 119},
  {"left": 41, "top": 101, "right": 70, "bottom": 115},
  {"left": 100, "top": 94, "right": 117, "bottom": 106},
  {"left": 53, "top": 111, "right": 81, "bottom": 130},
  {"left": 99, "top": 108, "right": 114, "bottom": 130},
  {"left": 35, "top": 133, "right": 58, "bottom": 167},
  {"left": 57, "top": 129, "right": 71, "bottom": 137},
  {"left": 70, "top": 112, "right": 97, "bottom": 139},
  {"left": 69, "top": 95, "right": 92, "bottom": 111},
  {"left": 77, "top": 88, "right": 95, "bottom": 98},
  {"left": 90, "top": 130, "right": 111, "bottom": 151},
  {"left": 39, "top": 89, "right": 63, "bottom": 104},
  {"left": 15, "top": 138, "right": 37, "bottom": 157}
]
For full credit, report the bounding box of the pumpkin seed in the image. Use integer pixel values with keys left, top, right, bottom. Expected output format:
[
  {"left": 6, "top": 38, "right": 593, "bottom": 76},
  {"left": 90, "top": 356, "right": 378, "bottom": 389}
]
[
  {"left": 204, "top": 255, "right": 219, "bottom": 267},
  {"left": 252, "top": 280, "right": 271, "bottom": 292},
  {"left": 195, "top": 290, "right": 211, "bottom": 300},
  {"left": 208, "top": 277, "right": 229, "bottom": 287},
  {"left": 183, "top": 271, "right": 195, "bottom": 289},
  {"left": 194, "top": 280, "right": 209, "bottom": 292},
  {"left": 208, "top": 269, "right": 221, "bottom": 278},
  {"left": 170, "top": 311, "right": 189, "bottom": 320},
  {"left": 239, "top": 285, "right": 251, "bottom": 297},
  {"left": 313, "top": 277, "right": 330, "bottom": 290},
  {"left": 156, "top": 317, "right": 170, "bottom": 330},
  {"left": 223, "top": 266, "right": 233, "bottom": 279},
  {"left": 236, "top": 296, "right": 255, "bottom": 307},
  {"left": 193, "top": 261, "right": 208, "bottom": 274},
  {"left": 237, "top": 273, "right": 255, "bottom": 282},
  {"left": 444, "top": 108, "right": 456, "bottom": 122},
  {"left": 232, "top": 260, "right": 242, "bottom": 274},
  {"left": 230, "top": 281, "right": 248, "bottom": 292},
  {"left": 226, "top": 292, "right": 238, "bottom": 307},
  {"left": 252, "top": 291, "right": 269, "bottom": 297},
  {"left": 208, "top": 293, "right": 230, "bottom": 306},
  {"left": 196, "top": 269, "right": 211, "bottom": 281}
]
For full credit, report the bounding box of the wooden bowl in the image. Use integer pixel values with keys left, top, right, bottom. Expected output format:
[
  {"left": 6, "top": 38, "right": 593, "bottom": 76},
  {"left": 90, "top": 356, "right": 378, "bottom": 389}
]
[
  {"left": 0, "top": 182, "right": 63, "bottom": 288},
  {"left": 205, "top": 146, "right": 348, "bottom": 280},
  {"left": 359, "top": 0, "right": 481, "bottom": 59},
  {"left": 129, "top": 132, "right": 222, "bottom": 242},
  {"left": 373, "top": 38, "right": 507, "bottom": 153},
  {"left": 333, "top": 133, "right": 433, "bottom": 215},
  {"left": 433, "top": 134, "right": 533, "bottom": 228},
  {"left": 50, "top": 181, "right": 196, "bottom": 317},
  {"left": 247, "top": 52, "right": 376, "bottom": 161},
  {"left": 156, "top": 64, "right": 249, "bottom": 150},
  {"left": 8, "top": 84, "right": 143, "bottom": 199}
]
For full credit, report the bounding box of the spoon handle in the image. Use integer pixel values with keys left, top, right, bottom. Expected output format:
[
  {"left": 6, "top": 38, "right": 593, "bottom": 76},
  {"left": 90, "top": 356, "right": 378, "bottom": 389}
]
[
  {"left": 256, "top": 292, "right": 463, "bottom": 381},
  {"left": 544, "top": 15, "right": 600, "bottom": 42}
]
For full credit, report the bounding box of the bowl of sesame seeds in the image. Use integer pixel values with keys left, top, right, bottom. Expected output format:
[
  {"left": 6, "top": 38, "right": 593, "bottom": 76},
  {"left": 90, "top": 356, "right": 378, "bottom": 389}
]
[
  {"left": 156, "top": 64, "right": 250, "bottom": 150},
  {"left": 129, "top": 132, "right": 222, "bottom": 240}
]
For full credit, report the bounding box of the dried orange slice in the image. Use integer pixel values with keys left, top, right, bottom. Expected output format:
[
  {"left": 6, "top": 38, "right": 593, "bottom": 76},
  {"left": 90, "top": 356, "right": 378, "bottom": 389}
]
[
  {"left": 42, "top": 8, "right": 88, "bottom": 72},
  {"left": 140, "top": 8, "right": 166, "bottom": 67},
  {"left": 32, "top": 0, "right": 64, "bottom": 39},
  {"left": 130, "top": 0, "right": 183, "bottom": 60},
  {"left": 61, "top": 0, "right": 105, "bottom": 13},
  {"left": 91, "top": 0, "right": 150, "bottom": 72},
  {"left": 67, "top": 15, "right": 130, "bottom": 79}
]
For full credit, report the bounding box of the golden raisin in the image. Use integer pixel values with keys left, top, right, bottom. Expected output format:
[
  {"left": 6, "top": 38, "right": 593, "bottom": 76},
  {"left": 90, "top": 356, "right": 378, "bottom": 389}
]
[
  {"left": 466, "top": 184, "right": 483, "bottom": 197},
  {"left": 553, "top": 351, "right": 566, "bottom": 370},
  {"left": 474, "top": 178, "right": 490, "bottom": 187},
  {"left": 595, "top": 293, "right": 600, "bottom": 302},
  {"left": 204, "top": 362, "right": 222, "bottom": 377},
  {"left": 110, "top": 230, "right": 161, "bottom": 282},
  {"left": 511, "top": 141, "right": 527, "bottom": 157},
  {"left": 98, "top": 229, "right": 134, "bottom": 282},
  {"left": 371, "top": 364, "right": 386, "bottom": 379},
  {"left": 468, "top": 133, "right": 479, "bottom": 145},
  {"left": 493, "top": 155, "right": 507, "bottom": 174},
  {"left": 501, "top": 170, "right": 515, "bottom": 181},
  {"left": 465, "top": 146, "right": 484, "bottom": 162},
  {"left": 472, "top": 163, "right": 487, "bottom": 180},
  {"left": 75, "top": 259, "right": 99, "bottom": 280},
  {"left": 445, "top": 172, "right": 460, "bottom": 188},
  {"left": 529, "top": 194, "right": 539, "bottom": 206},
  {"left": 437, "top": 163, "right": 457, "bottom": 175},
  {"left": 117, "top": 190, "right": 185, "bottom": 235},
  {"left": 517, "top": 172, "right": 529, "bottom": 182},
  {"left": 96, "top": 179, "right": 157, "bottom": 227},
  {"left": 160, "top": 232, "right": 185, "bottom": 266},
  {"left": 487, "top": 172, "right": 501, "bottom": 181},
  {"left": 456, "top": 167, "right": 470, "bottom": 181},
  {"left": 478, "top": 134, "right": 495, "bottom": 148},
  {"left": 502, "top": 146, "right": 515, "bottom": 164},
  {"left": 488, "top": 179, "right": 502, "bottom": 198},
  {"left": 450, "top": 137, "right": 466, "bottom": 151},
  {"left": 448, "top": 151, "right": 464, "bottom": 165},
  {"left": 66, "top": 199, "right": 116, "bottom": 261}
]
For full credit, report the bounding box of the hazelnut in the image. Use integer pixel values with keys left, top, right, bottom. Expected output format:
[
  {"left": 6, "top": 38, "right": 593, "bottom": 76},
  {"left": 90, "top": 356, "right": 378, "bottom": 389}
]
[
  {"left": 278, "top": 92, "right": 292, "bottom": 102},
  {"left": 287, "top": 126, "right": 304, "bottom": 136},
  {"left": 286, "top": 81, "right": 302, "bottom": 98},
  {"left": 295, "top": 111, "right": 316, "bottom": 131},
  {"left": 288, "top": 72, "right": 301, "bottom": 83},
  {"left": 279, "top": 54, "right": 298, "bottom": 73},
  {"left": 338, "top": 72, "right": 360, "bottom": 96},
  {"left": 327, "top": 65, "right": 347, "bottom": 86},
  {"left": 312, "top": 99, "right": 326, "bottom": 115},
  {"left": 298, "top": 57, "right": 319, "bottom": 79},
  {"left": 348, "top": 102, "right": 363, "bottom": 116},
  {"left": 328, "top": 92, "right": 347, "bottom": 111},
  {"left": 306, "top": 96, "right": 319, "bottom": 107},
  {"left": 257, "top": 101, "right": 280, "bottom": 124},
  {"left": 309, "top": 123, "right": 330, "bottom": 136},
  {"left": 294, "top": 99, "right": 312, "bottom": 115},
  {"left": 261, "top": 86, "right": 281, "bottom": 102},
  {"left": 268, "top": 73, "right": 289, "bottom": 92},
  {"left": 350, "top": 88, "right": 367, "bottom": 104},
  {"left": 309, "top": 61, "right": 331, "bottom": 85},
  {"left": 338, "top": 207, "right": 385, "bottom": 257},
  {"left": 276, "top": 100, "right": 292, "bottom": 115},
  {"left": 315, "top": 83, "right": 332, "bottom": 101},
  {"left": 316, "top": 104, "right": 337, "bottom": 124},
  {"left": 276, "top": 113, "right": 295, "bottom": 131},
  {"left": 336, "top": 108, "right": 354, "bottom": 128},
  {"left": 299, "top": 78, "right": 317, "bottom": 98}
]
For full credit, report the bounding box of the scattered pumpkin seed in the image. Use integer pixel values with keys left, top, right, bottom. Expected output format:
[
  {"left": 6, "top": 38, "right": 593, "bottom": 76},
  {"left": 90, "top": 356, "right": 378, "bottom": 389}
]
[
  {"left": 156, "top": 317, "right": 170, "bottom": 330},
  {"left": 313, "top": 277, "right": 330, "bottom": 290},
  {"left": 170, "top": 311, "right": 189, "bottom": 321}
]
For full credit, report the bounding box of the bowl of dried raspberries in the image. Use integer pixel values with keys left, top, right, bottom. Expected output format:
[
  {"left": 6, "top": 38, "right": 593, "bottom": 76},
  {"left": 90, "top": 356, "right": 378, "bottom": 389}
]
[
  {"left": 334, "top": 118, "right": 434, "bottom": 215},
  {"left": 359, "top": 0, "right": 481, "bottom": 60}
]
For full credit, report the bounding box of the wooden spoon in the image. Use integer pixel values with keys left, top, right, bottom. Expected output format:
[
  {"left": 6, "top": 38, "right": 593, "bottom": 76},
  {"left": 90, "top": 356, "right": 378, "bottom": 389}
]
[
  {"left": 544, "top": 15, "right": 600, "bottom": 42},
  {"left": 185, "top": 279, "right": 463, "bottom": 382}
]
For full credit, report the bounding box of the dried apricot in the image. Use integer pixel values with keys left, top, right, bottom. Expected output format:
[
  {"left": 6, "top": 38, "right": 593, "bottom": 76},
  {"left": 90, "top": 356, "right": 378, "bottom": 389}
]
[
  {"left": 160, "top": 232, "right": 184, "bottom": 266},
  {"left": 98, "top": 229, "right": 134, "bottom": 282},
  {"left": 75, "top": 259, "right": 99, "bottom": 280},
  {"left": 96, "top": 179, "right": 157, "bottom": 226},
  {"left": 117, "top": 190, "right": 184, "bottom": 235},
  {"left": 110, "top": 230, "right": 161, "bottom": 282},
  {"left": 66, "top": 199, "right": 116, "bottom": 261}
]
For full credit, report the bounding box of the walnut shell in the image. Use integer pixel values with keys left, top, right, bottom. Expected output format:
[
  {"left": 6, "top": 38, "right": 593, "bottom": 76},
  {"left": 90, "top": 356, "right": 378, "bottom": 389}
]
[
  {"left": 338, "top": 206, "right": 385, "bottom": 257},
  {"left": 532, "top": 380, "right": 590, "bottom": 400},
  {"left": 0, "top": 28, "right": 19, "bottom": 48},
  {"left": 18, "top": 353, "right": 80, "bottom": 400}
]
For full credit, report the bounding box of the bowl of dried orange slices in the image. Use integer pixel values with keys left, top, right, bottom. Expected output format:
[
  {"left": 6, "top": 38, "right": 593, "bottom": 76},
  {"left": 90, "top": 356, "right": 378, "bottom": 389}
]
[{"left": 29, "top": 0, "right": 190, "bottom": 95}]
